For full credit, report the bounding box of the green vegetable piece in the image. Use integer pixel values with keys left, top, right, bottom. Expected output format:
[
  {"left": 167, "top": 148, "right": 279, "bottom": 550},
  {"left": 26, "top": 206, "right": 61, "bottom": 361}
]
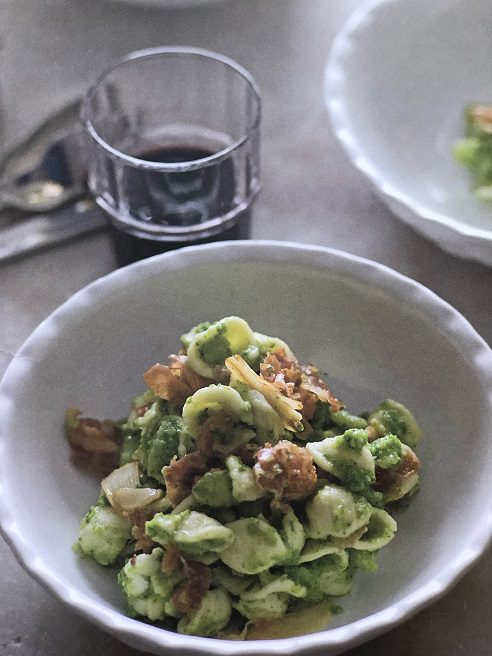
[
  {"left": 369, "top": 433, "right": 402, "bottom": 470},
  {"left": 138, "top": 414, "right": 183, "bottom": 481},
  {"left": 77, "top": 505, "right": 131, "bottom": 566},
  {"left": 311, "top": 401, "right": 334, "bottom": 432},
  {"left": 219, "top": 517, "right": 288, "bottom": 574},
  {"left": 341, "top": 428, "right": 369, "bottom": 450},
  {"left": 118, "top": 548, "right": 182, "bottom": 621},
  {"left": 362, "top": 487, "right": 385, "bottom": 509},
  {"left": 349, "top": 549, "right": 379, "bottom": 573},
  {"left": 192, "top": 469, "right": 234, "bottom": 507},
  {"left": 305, "top": 484, "right": 372, "bottom": 539},
  {"left": 225, "top": 455, "right": 265, "bottom": 503},
  {"left": 368, "top": 399, "right": 422, "bottom": 448},
  {"left": 177, "top": 588, "right": 232, "bottom": 637},
  {"left": 330, "top": 410, "right": 368, "bottom": 430},
  {"left": 145, "top": 510, "right": 234, "bottom": 558},
  {"left": 453, "top": 104, "right": 492, "bottom": 200}
]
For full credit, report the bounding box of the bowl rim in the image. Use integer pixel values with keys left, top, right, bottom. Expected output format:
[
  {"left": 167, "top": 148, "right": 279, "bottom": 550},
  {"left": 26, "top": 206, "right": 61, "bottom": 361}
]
[
  {"left": 325, "top": 0, "right": 492, "bottom": 250},
  {"left": 0, "top": 240, "right": 491, "bottom": 655}
]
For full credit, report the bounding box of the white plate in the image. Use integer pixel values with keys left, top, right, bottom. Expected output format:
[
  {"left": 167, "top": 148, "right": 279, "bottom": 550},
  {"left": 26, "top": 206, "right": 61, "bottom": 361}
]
[
  {"left": 0, "top": 241, "right": 491, "bottom": 655},
  {"left": 326, "top": 0, "right": 492, "bottom": 266}
]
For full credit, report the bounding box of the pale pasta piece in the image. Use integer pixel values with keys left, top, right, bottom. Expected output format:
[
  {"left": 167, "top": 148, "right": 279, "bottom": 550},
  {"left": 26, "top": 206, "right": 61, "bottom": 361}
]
[
  {"left": 177, "top": 588, "right": 232, "bottom": 637},
  {"left": 182, "top": 384, "right": 253, "bottom": 438},
  {"left": 305, "top": 483, "right": 372, "bottom": 539},
  {"left": 246, "top": 389, "right": 285, "bottom": 443},
  {"left": 350, "top": 509, "right": 397, "bottom": 552},
  {"left": 306, "top": 431, "right": 375, "bottom": 492},
  {"left": 234, "top": 573, "right": 306, "bottom": 620},
  {"left": 145, "top": 510, "right": 234, "bottom": 557},
  {"left": 187, "top": 316, "right": 256, "bottom": 377},
  {"left": 234, "top": 592, "right": 289, "bottom": 621},
  {"left": 225, "top": 455, "right": 265, "bottom": 503},
  {"left": 219, "top": 517, "right": 288, "bottom": 574},
  {"left": 297, "top": 539, "right": 345, "bottom": 564},
  {"left": 279, "top": 509, "right": 305, "bottom": 565},
  {"left": 306, "top": 433, "right": 375, "bottom": 478},
  {"left": 254, "top": 332, "right": 293, "bottom": 357}
]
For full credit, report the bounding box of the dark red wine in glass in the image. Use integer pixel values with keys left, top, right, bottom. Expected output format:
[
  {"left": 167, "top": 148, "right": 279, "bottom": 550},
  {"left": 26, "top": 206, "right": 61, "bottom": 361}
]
[{"left": 109, "top": 144, "right": 251, "bottom": 267}]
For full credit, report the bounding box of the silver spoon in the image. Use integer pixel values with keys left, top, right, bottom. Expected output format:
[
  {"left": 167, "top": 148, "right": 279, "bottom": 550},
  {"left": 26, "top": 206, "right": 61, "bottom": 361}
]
[{"left": 0, "top": 99, "right": 87, "bottom": 213}]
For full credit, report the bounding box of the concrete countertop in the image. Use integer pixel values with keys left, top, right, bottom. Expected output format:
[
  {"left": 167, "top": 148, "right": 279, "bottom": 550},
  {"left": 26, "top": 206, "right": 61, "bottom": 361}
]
[{"left": 0, "top": 1, "right": 490, "bottom": 655}]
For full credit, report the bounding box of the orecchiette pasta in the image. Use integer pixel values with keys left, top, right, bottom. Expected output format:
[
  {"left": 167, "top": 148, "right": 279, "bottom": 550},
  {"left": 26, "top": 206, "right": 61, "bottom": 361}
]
[{"left": 70, "top": 316, "right": 423, "bottom": 639}]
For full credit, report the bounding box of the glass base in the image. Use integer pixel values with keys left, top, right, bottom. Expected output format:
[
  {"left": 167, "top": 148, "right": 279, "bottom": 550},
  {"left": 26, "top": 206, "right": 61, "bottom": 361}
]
[{"left": 109, "top": 210, "right": 252, "bottom": 267}]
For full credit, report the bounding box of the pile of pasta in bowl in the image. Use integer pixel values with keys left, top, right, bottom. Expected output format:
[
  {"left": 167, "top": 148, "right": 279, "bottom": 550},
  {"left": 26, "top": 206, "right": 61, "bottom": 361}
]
[{"left": 65, "top": 316, "right": 422, "bottom": 640}]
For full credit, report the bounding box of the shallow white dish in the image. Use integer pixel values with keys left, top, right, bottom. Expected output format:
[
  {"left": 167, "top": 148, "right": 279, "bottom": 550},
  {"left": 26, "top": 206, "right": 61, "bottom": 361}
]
[
  {"left": 326, "top": 0, "right": 492, "bottom": 266},
  {"left": 0, "top": 241, "right": 491, "bottom": 655}
]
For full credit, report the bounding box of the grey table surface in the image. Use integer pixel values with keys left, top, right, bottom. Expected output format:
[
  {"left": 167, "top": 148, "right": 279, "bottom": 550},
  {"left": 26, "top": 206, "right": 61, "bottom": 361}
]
[{"left": 0, "top": 1, "right": 491, "bottom": 655}]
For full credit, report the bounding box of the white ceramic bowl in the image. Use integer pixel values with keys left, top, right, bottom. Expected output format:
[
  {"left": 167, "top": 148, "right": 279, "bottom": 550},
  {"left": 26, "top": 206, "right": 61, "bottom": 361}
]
[
  {"left": 0, "top": 241, "right": 491, "bottom": 655},
  {"left": 326, "top": 0, "right": 492, "bottom": 266},
  {"left": 107, "top": 0, "right": 229, "bottom": 8}
]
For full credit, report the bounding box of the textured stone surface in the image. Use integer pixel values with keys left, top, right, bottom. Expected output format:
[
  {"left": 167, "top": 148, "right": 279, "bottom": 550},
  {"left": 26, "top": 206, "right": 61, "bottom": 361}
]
[{"left": 0, "top": 1, "right": 491, "bottom": 654}]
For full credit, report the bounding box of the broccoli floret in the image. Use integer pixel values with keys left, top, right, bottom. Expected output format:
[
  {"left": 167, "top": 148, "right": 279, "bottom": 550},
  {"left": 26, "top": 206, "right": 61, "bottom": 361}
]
[
  {"left": 337, "top": 428, "right": 368, "bottom": 450},
  {"left": 311, "top": 401, "right": 334, "bottom": 432},
  {"left": 361, "top": 487, "right": 385, "bottom": 509},
  {"left": 137, "top": 413, "right": 183, "bottom": 481},
  {"left": 369, "top": 433, "right": 402, "bottom": 470},
  {"left": 336, "top": 462, "right": 375, "bottom": 493},
  {"left": 77, "top": 505, "right": 131, "bottom": 566},
  {"left": 118, "top": 548, "right": 182, "bottom": 621}
]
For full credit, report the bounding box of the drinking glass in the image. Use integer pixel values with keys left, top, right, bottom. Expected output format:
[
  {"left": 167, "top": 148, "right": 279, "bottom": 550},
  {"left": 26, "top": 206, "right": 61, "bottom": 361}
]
[{"left": 81, "top": 46, "right": 261, "bottom": 266}]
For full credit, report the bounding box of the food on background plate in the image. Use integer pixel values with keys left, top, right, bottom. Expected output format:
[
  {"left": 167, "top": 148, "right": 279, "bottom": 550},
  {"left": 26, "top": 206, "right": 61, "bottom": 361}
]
[
  {"left": 65, "top": 316, "right": 423, "bottom": 639},
  {"left": 453, "top": 103, "right": 492, "bottom": 201}
]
